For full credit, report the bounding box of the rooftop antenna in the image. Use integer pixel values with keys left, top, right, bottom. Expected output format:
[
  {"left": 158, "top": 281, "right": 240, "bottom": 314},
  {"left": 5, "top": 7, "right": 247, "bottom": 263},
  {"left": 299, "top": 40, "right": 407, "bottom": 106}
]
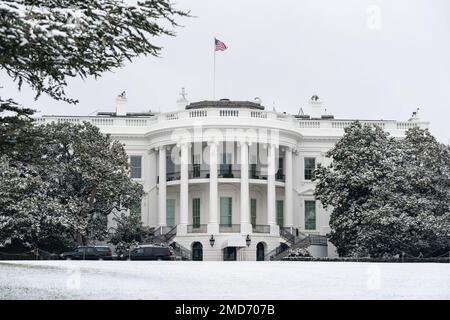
[{"left": 298, "top": 107, "right": 304, "bottom": 115}]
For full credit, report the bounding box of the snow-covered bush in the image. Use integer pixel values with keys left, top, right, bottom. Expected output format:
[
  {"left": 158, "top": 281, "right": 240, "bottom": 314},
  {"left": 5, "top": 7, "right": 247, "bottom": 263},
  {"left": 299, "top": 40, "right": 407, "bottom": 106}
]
[{"left": 286, "top": 248, "right": 311, "bottom": 258}]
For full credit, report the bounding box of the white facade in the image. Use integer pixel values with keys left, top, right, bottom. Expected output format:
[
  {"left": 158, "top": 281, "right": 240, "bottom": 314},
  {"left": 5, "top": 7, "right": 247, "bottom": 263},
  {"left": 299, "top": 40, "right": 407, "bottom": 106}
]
[{"left": 36, "top": 95, "right": 429, "bottom": 261}]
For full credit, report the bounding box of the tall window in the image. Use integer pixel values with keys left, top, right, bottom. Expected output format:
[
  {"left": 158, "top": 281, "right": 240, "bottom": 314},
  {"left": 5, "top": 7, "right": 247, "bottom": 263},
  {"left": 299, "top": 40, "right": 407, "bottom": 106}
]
[
  {"left": 192, "top": 198, "right": 201, "bottom": 228},
  {"left": 276, "top": 200, "right": 284, "bottom": 227},
  {"left": 220, "top": 153, "right": 232, "bottom": 177},
  {"left": 305, "top": 200, "right": 316, "bottom": 230},
  {"left": 166, "top": 153, "right": 175, "bottom": 179},
  {"left": 166, "top": 199, "right": 175, "bottom": 227},
  {"left": 192, "top": 154, "right": 201, "bottom": 178},
  {"left": 220, "top": 197, "right": 232, "bottom": 226},
  {"left": 130, "top": 200, "right": 141, "bottom": 217},
  {"left": 130, "top": 156, "right": 142, "bottom": 179},
  {"left": 304, "top": 157, "right": 316, "bottom": 180},
  {"left": 250, "top": 199, "right": 257, "bottom": 226}
]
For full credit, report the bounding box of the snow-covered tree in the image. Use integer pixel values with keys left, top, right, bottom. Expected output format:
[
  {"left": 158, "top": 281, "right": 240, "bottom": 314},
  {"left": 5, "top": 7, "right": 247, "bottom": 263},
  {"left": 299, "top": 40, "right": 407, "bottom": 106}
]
[
  {"left": 0, "top": 0, "right": 188, "bottom": 103},
  {"left": 39, "top": 122, "right": 144, "bottom": 244},
  {"left": 0, "top": 0, "right": 188, "bottom": 159},
  {"left": 0, "top": 122, "right": 144, "bottom": 248},
  {"left": 0, "top": 99, "right": 39, "bottom": 163},
  {"left": 0, "top": 156, "right": 74, "bottom": 250},
  {"left": 109, "top": 211, "right": 150, "bottom": 254},
  {"left": 314, "top": 122, "right": 450, "bottom": 258}
]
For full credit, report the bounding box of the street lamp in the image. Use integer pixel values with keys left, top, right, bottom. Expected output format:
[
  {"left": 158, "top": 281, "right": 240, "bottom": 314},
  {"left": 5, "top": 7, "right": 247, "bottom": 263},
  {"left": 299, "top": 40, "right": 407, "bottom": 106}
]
[
  {"left": 246, "top": 234, "right": 251, "bottom": 247},
  {"left": 209, "top": 235, "right": 215, "bottom": 247}
]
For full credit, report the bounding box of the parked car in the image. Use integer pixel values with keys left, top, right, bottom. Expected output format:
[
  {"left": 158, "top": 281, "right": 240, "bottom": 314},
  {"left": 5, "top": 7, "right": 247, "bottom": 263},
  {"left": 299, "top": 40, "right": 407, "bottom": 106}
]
[
  {"left": 60, "top": 246, "right": 113, "bottom": 260},
  {"left": 119, "top": 245, "right": 172, "bottom": 261}
]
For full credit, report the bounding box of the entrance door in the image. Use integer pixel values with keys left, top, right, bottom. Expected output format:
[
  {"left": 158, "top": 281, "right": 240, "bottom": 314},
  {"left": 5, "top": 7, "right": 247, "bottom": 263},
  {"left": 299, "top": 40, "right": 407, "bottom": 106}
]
[
  {"left": 192, "top": 242, "right": 203, "bottom": 261},
  {"left": 223, "top": 247, "right": 237, "bottom": 261},
  {"left": 256, "top": 243, "right": 265, "bottom": 261}
]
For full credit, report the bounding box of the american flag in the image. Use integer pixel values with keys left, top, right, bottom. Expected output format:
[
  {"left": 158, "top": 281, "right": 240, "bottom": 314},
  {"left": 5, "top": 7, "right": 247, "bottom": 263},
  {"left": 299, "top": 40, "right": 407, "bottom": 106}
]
[{"left": 215, "top": 38, "right": 227, "bottom": 51}]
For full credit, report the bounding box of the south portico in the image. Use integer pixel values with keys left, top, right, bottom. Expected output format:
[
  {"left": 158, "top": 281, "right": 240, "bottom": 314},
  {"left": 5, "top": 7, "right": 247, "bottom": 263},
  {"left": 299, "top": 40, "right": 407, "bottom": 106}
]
[{"left": 148, "top": 134, "right": 297, "bottom": 261}]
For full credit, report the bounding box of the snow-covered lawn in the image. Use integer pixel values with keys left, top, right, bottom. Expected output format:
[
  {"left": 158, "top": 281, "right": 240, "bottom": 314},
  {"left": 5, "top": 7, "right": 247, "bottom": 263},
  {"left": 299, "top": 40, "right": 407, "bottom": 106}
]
[{"left": 0, "top": 261, "right": 448, "bottom": 300}]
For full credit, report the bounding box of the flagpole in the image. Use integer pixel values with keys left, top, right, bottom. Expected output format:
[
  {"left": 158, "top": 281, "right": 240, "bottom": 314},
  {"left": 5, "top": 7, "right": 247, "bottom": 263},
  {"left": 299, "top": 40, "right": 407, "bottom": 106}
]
[{"left": 213, "top": 38, "right": 216, "bottom": 100}]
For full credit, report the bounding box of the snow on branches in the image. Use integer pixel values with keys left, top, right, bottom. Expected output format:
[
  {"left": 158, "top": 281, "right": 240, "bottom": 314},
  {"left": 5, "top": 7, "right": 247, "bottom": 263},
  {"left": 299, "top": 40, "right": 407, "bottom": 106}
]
[
  {"left": 314, "top": 122, "right": 450, "bottom": 258},
  {"left": 0, "top": 0, "right": 188, "bottom": 103}
]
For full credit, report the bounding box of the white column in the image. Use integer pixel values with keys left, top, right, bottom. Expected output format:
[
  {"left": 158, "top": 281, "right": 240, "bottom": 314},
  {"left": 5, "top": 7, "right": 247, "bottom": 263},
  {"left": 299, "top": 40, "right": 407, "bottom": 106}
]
[
  {"left": 285, "top": 147, "right": 294, "bottom": 228},
  {"left": 267, "top": 143, "right": 277, "bottom": 234},
  {"left": 148, "top": 149, "right": 158, "bottom": 226},
  {"left": 208, "top": 141, "right": 219, "bottom": 234},
  {"left": 179, "top": 143, "right": 189, "bottom": 233},
  {"left": 158, "top": 146, "right": 167, "bottom": 226},
  {"left": 240, "top": 141, "right": 251, "bottom": 234}
]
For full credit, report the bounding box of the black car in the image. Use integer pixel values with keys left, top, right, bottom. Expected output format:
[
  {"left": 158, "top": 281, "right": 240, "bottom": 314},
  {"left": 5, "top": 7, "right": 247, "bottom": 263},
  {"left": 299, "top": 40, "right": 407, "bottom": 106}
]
[
  {"left": 60, "top": 246, "right": 113, "bottom": 260},
  {"left": 119, "top": 245, "right": 172, "bottom": 261}
]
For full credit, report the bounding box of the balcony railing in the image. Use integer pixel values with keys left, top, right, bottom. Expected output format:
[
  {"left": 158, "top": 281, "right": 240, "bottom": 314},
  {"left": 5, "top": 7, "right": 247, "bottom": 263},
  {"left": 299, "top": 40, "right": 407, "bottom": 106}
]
[
  {"left": 219, "top": 224, "right": 241, "bottom": 233},
  {"left": 189, "top": 167, "right": 210, "bottom": 179},
  {"left": 252, "top": 224, "right": 270, "bottom": 234},
  {"left": 187, "top": 224, "right": 208, "bottom": 233},
  {"left": 249, "top": 165, "right": 268, "bottom": 180},
  {"left": 276, "top": 170, "right": 285, "bottom": 182},
  {"left": 218, "top": 164, "right": 241, "bottom": 178}
]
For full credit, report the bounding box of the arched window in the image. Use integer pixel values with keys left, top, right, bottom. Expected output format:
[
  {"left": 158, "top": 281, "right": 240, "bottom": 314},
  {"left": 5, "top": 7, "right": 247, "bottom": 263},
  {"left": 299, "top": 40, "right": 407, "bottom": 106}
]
[
  {"left": 256, "top": 242, "right": 265, "bottom": 261},
  {"left": 192, "top": 242, "right": 203, "bottom": 261}
]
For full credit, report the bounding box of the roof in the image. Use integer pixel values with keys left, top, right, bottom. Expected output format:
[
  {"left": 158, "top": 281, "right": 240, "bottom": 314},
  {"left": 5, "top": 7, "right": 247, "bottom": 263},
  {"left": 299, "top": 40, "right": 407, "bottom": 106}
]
[{"left": 186, "top": 99, "right": 265, "bottom": 110}]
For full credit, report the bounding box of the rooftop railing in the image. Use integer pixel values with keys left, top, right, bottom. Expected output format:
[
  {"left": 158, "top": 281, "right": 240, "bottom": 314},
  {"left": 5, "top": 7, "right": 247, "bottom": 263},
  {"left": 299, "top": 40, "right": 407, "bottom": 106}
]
[{"left": 35, "top": 108, "right": 429, "bottom": 131}]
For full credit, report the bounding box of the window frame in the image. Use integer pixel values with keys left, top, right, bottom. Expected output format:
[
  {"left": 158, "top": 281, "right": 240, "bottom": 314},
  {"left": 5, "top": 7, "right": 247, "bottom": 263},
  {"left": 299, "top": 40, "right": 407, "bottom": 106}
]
[
  {"left": 166, "top": 199, "right": 176, "bottom": 227},
  {"left": 220, "top": 197, "right": 232, "bottom": 226},
  {"left": 192, "top": 198, "right": 201, "bottom": 228},
  {"left": 130, "top": 155, "right": 142, "bottom": 179},
  {"left": 250, "top": 198, "right": 257, "bottom": 226},
  {"left": 304, "top": 200, "right": 316, "bottom": 230},
  {"left": 276, "top": 200, "right": 284, "bottom": 227},
  {"left": 304, "top": 157, "right": 316, "bottom": 181}
]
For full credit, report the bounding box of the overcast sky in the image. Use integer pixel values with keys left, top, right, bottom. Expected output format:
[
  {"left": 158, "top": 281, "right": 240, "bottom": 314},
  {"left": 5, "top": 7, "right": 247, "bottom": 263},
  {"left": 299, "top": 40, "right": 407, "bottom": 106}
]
[{"left": 2, "top": 0, "right": 450, "bottom": 142}]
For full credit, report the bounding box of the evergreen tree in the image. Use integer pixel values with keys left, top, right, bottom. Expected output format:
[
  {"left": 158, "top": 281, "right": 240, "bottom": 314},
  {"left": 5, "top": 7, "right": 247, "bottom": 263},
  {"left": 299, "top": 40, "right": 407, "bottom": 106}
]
[
  {"left": 109, "top": 212, "right": 150, "bottom": 255},
  {"left": 0, "top": 0, "right": 188, "bottom": 103},
  {"left": 314, "top": 122, "right": 450, "bottom": 258},
  {"left": 0, "top": 122, "right": 144, "bottom": 248}
]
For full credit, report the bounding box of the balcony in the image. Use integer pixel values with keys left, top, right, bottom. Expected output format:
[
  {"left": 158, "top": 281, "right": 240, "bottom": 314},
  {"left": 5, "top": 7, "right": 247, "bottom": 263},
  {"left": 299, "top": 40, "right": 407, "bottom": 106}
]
[
  {"left": 218, "top": 164, "right": 241, "bottom": 178},
  {"left": 252, "top": 224, "right": 270, "bottom": 234},
  {"left": 219, "top": 224, "right": 241, "bottom": 233},
  {"left": 187, "top": 224, "right": 207, "bottom": 233},
  {"left": 249, "top": 165, "right": 267, "bottom": 180},
  {"left": 189, "top": 165, "right": 210, "bottom": 179},
  {"left": 276, "top": 170, "right": 285, "bottom": 182},
  {"left": 157, "top": 165, "right": 284, "bottom": 183}
]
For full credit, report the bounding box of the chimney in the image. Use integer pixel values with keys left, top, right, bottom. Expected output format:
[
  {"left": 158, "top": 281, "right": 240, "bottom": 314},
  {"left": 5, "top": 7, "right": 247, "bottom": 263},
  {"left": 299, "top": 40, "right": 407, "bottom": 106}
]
[
  {"left": 309, "top": 95, "right": 325, "bottom": 118},
  {"left": 177, "top": 87, "right": 189, "bottom": 110},
  {"left": 116, "top": 91, "right": 127, "bottom": 116}
]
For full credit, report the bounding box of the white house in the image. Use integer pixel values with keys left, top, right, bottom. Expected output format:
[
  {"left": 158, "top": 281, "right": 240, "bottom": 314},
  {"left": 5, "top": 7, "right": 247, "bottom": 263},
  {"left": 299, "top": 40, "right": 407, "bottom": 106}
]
[{"left": 36, "top": 92, "right": 429, "bottom": 261}]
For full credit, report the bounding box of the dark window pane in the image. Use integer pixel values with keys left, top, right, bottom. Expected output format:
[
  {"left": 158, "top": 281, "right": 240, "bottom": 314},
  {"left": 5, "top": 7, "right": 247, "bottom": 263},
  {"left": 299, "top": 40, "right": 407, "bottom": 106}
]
[
  {"left": 250, "top": 199, "right": 257, "bottom": 226},
  {"left": 130, "top": 156, "right": 142, "bottom": 179},
  {"left": 304, "top": 158, "right": 316, "bottom": 180},
  {"left": 305, "top": 200, "right": 316, "bottom": 230},
  {"left": 193, "top": 198, "right": 201, "bottom": 227},
  {"left": 276, "top": 200, "right": 284, "bottom": 227}
]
